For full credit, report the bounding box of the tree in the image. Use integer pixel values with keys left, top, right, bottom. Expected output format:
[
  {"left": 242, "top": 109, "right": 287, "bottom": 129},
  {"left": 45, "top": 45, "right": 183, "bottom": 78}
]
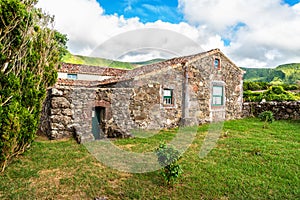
[{"left": 0, "top": 0, "right": 67, "bottom": 171}]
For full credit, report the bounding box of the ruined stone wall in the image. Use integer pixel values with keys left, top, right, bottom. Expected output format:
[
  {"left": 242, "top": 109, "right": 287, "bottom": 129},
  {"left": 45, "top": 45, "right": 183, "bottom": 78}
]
[{"left": 243, "top": 101, "right": 300, "bottom": 120}]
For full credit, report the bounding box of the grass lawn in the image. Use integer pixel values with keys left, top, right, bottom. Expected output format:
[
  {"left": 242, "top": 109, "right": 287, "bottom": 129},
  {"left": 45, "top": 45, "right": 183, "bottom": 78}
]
[{"left": 0, "top": 118, "right": 299, "bottom": 199}]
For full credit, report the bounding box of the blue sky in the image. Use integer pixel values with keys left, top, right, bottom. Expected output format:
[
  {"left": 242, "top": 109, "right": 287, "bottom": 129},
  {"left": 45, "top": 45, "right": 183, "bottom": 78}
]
[
  {"left": 97, "top": 0, "right": 183, "bottom": 23},
  {"left": 284, "top": 0, "right": 300, "bottom": 6},
  {"left": 97, "top": 0, "right": 299, "bottom": 23},
  {"left": 37, "top": 0, "right": 300, "bottom": 68}
]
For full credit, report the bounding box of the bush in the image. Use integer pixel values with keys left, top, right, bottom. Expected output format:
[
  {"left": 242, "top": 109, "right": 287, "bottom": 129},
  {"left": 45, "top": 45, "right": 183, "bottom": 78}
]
[
  {"left": 243, "top": 86, "right": 300, "bottom": 102},
  {"left": 0, "top": 0, "right": 67, "bottom": 172},
  {"left": 281, "top": 84, "right": 299, "bottom": 91},
  {"left": 155, "top": 143, "right": 183, "bottom": 185},
  {"left": 270, "top": 86, "right": 285, "bottom": 94},
  {"left": 258, "top": 111, "right": 275, "bottom": 123},
  {"left": 243, "top": 81, "right": 270, "bottom": 91}
]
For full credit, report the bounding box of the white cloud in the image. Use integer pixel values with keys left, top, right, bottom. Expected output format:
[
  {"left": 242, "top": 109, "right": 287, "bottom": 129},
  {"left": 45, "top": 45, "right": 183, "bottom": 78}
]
[
  {"left": 37, "top": 0, "right": 214, "bottom": 61},
  {"left": 37, "top": 0, "right": 300, "bottom": 68},
  {"left": 179, "top": 0, "right": 300, "bottom": 67}
]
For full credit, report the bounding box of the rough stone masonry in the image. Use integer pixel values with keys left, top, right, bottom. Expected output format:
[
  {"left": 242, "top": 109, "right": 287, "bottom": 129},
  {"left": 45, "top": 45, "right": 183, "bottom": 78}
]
[{"left": 39, "top": 49, "right": 245, "bottom": 143}]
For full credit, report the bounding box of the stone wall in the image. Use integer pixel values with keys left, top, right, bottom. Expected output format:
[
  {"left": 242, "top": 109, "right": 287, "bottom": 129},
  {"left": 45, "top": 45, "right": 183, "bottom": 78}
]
[
  {"left": 243, "top": 101, "right": 300, "bottom": 120},
  {"left": 189, "top": 52, "right": 244, "bottom": 122},
  {"left": 40, "top": 51, "right": 244, "bottom": 142},
  {"left": 96, "top": 88, "right": 134, "bottom": 138},
  {"left": 96, "top": 66, "right": 185, "bottom": 136},
  {"left": 39, "top": 86, "right": 99, "bottom": 143}
]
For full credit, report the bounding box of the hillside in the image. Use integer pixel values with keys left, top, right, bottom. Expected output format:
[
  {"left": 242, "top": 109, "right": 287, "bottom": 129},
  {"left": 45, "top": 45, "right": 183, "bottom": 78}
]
[
  {"left": 241, "top": 63, "right": 300, "bottom": 84},
  {"left": 63, "top": 53, "right": 300, "bottom": 84},
  {"left": 62, "top": 52, "right": 135, "bottom": 69},
  {"left": 62, "top": 53, "right": 165, "bottom": 69}
]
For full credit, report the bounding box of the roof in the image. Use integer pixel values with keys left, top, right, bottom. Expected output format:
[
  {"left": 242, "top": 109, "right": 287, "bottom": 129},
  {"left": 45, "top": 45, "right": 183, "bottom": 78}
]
[
  {"left": 97, "top": 48, "right": 242, "bottom": 86},
  {"left": 59, "top": 63, "right": 128, "bottom": 76},
  {"left": 56, "top": 49, "right": 243, "bottom": 87}
]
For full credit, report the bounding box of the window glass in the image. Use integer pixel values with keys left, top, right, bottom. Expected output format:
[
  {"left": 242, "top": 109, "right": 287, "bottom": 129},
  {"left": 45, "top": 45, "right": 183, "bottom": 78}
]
[
  {"left": 214, "top": 58, "right": 220, "bottom": 69},
  {"left": 212, "top": 86, "right": 223, "bottom": 106},
  {"left": 67, "top": 74, "right": 78, "bottom": 80},
  {"left": 163, "top": 89, "right": 173, "bottom": 105}
]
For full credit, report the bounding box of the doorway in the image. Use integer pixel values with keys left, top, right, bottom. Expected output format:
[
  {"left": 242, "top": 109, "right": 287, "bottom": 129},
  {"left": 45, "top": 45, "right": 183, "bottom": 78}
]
[{"left": 92, "top": 107, "right": 105, "bottom": 140}]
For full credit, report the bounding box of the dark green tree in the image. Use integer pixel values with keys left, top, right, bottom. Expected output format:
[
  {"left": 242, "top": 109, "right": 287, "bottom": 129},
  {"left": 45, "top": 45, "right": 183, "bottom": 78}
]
[{"left": 0, "top": 0, "right": 67, "bottom": 171}]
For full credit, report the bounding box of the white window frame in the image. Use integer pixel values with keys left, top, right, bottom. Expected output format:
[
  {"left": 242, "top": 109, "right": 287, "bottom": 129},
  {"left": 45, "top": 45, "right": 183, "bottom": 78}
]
[
  {"left": 67, "top": 73, "right": 78, "bottom": 80},
  {"left": 212, "top": 85, "right": 224, "bottom": 106},
  {"left": 163, "top": 89, "right": 173, "bottom": 105}
]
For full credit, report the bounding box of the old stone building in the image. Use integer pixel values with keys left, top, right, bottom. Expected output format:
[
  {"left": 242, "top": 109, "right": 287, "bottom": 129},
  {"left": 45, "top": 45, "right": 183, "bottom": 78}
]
[{"left": 40, "top": 49, "right": 244, "bottom": 143}]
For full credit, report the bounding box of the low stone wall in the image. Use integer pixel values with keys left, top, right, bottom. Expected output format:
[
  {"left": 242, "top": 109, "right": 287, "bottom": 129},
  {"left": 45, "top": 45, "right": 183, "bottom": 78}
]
[{"left": 243, "top": 101, "right": 300, "bottom": 120}]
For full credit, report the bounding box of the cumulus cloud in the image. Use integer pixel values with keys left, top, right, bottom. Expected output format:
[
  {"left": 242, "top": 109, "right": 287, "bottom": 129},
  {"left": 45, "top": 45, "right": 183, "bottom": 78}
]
[
  {"left": 37, "top": 0, "right": 300, "bottom": 67},
  {"left": 37, "top": 0, "right": 217, "bottom": 62},
  {"left": 179, "top": 0, "right": 300, "bottom": 67}
]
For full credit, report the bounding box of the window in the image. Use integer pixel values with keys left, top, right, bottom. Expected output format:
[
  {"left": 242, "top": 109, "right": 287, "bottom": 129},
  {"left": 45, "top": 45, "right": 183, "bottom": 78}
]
[
  {"left": 67, "top": 73, "right": 78, "bottom": 80},
  {"left": 214, "top": 58, "right": 221, "bottom": 70},
  {"left": 163, "top": 89, "right": 173, "bottom": 105},
  {"left": 212, "top": 86, "right": 224, "bottom": 106}
]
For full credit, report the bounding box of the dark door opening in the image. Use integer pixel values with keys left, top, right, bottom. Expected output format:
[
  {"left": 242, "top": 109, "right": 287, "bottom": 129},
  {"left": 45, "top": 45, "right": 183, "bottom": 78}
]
[{"left": 92, "top": 107, "right": 105, "bottom": 140}]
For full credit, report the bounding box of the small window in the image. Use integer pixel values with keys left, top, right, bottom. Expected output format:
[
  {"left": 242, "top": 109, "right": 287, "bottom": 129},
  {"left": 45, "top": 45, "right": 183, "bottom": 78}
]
[
  {"left": 67, "top": 74, "right": 78, "bottom": 80},
  {"left": 163, "top": 89, "right": 173, "bottom": 105},
  {"left": 212, "top": 86, "right": 224, "bottom": 106},
  {"left": 214, "top": 58, "right": 221, "bottom": 70}
]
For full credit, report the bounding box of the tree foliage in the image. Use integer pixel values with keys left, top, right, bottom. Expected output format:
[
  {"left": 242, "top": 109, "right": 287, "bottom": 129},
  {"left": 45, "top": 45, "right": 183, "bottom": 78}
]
[
  {"left": 0, "top": 0, "right": 67, "bottom": 172},
  {"left": 241, "top": 63, "right": 300, "bottom": 85},
  {"left": 243, "top": 86, "right": 299, "bottom": 102}
]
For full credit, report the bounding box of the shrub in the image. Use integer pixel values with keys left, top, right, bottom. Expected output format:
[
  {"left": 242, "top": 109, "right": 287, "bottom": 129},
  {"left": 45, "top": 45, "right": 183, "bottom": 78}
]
[
  {"left": 270, "top": 86, "right": 285, "bottom": 94},
  {"left": 155, "top": 143, "right": 183, "bottom": 185},
  {"left": 243, "top": 81, "right": 270, "bottom": 91},
  {"left": 0, "top": 0, "right": 67, "bottom": 172},
  {"left": 243, "top": 86, "right": 300, "bottom": 102},
  {"left": 281, "top": 84, "right": 299, "bottom": 91},
  {"left": 258, "top": 111, "right": 275, "bottom": 123}
]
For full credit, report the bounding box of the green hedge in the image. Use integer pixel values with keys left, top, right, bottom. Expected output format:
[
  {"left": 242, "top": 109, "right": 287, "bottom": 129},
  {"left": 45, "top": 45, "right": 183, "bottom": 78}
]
[{"left": 243, "top": 86, "right": 299, "bottom": 102}]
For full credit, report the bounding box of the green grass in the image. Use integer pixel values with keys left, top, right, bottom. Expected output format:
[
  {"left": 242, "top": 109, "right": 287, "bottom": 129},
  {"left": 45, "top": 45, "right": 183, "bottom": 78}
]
[{"left": 0, "top": 118, "right": 299, "bottom": 199}]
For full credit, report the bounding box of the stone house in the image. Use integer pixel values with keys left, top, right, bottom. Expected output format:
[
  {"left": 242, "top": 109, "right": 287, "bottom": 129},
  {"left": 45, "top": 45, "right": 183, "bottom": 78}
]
[{"left": 40, "top": 49, "right": 244, "bottom": 143}]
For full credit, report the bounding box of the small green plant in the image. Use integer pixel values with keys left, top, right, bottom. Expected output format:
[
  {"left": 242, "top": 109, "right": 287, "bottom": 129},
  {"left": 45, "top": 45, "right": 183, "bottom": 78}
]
[
  {"left": 155, "top": 143, "right": 183, "bottom": 185},
  {"left": 258, "top": 111, "right": 275, "bottom": 128},
  {"left": 259, "top": 111, "right": 275, "bottom": 123}
]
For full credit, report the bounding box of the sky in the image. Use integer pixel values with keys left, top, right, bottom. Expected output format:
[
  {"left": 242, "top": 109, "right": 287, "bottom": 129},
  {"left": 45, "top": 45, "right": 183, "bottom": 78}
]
[{"left": 37, "top": 0, "right": 300, "bottom": 68}]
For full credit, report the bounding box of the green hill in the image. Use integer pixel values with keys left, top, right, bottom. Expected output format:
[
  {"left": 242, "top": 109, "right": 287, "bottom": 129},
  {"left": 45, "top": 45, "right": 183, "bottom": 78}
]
[
  {"left": 62, "top": 53, "right": 165, "bottom": 69},
  {"left": 241, "top": 63, "right": 300, "bottom": 84},
  {"left": 62, "top": 52, "right": 135, "bottom": 69}
]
